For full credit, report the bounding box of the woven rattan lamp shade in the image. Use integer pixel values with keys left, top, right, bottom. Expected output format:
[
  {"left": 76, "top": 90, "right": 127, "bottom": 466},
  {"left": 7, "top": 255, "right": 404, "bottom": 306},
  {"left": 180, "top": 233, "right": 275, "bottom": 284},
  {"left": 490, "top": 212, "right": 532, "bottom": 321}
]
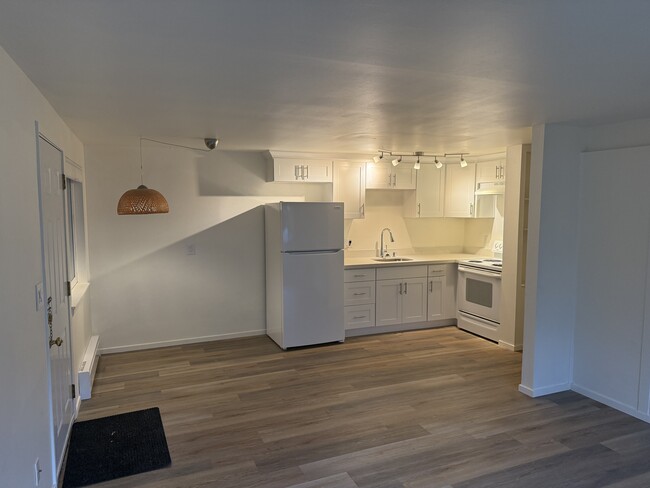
[{"left": 117, "top": 185, "right": 169, "bottom": 215}]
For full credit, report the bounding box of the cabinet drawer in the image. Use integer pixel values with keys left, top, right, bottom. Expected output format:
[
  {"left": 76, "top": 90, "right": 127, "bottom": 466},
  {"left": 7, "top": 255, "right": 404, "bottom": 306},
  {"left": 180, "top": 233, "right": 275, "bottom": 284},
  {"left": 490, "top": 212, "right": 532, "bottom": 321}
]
[
  {"left": 428, "top": 264, "right": 447, "bottom": 277},
  {"left": 344, "top": 281, "right": 376, "bottom": 306},
  {"left": 344, "top": 304, "right": 376, "bottom": 329},
  {"left": 344, "top": 268, "right": 376, "bottom": 283},
  {"left": 377, "top": 265, "right": 427, "bottom": 281}
]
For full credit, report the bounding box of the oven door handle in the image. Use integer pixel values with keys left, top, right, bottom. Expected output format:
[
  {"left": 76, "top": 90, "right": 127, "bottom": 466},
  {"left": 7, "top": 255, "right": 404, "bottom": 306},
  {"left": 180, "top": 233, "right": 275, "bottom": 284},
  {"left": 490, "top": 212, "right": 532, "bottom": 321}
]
[{"left": 458, "top": 266, "right": 501, "bottom": 278}]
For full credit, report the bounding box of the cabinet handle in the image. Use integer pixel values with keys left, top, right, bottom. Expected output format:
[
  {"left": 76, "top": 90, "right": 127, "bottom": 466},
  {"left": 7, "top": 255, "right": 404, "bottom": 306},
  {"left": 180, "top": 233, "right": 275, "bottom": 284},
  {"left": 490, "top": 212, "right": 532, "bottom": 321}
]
[
  {"left": 470, "top": 203, "right": 474, "bottom": 216},
  {"left": 417, "top": 203, "right": 421, "bottom": 216},
  {"left": 399, "top": 283, "right": 403, "bottom": 295},
  {"left": 305, "top": 165, "right": 309, "bottom": 180},
  {"left": 295, "top": 165, "right": 300, "bottom": 180},
  {"left": 353, "top": 274, "right": 366, "bottom": 278},
  {"left": 392, "top": 174, "right": 396, "bottom": 187},
  {"left": 360, "top": 203, "right": 365, "bottom": 216},
  {"left": 496, "top": 165, "right": 499, "bottom": 179},
  {"left": 353, "top": 292, "right": 366, "bottom": 296},
  {"left": 388, "top": 173, "right": 392, "bottom": 187},
  {"left": 352, "top": 315, "right": 366, "bottom": 319},
  {"left": 500, "top": 165, "right": 504, "bottom": 179},
  {"left": 404, "top": 282, "right": 408, "bottom": 294},
  {"left": 429, "top": 280, "right": 433, "bottom": 292}
]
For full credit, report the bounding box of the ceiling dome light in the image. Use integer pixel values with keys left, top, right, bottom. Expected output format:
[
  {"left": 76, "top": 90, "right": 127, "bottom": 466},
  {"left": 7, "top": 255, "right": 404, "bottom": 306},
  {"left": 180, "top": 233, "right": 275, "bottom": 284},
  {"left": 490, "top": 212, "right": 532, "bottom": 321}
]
[
  {"left": 460, "top": 155, "right": 468, "bottom": 168},
  {"left": 414, "top": 156, "right": 421, "bottom": 170},
  {"left": 392, "top": 156, "right": 402, "bottom": 167},
  {"left": 434, "top": 157, "right": 443, "bottom": 169}
]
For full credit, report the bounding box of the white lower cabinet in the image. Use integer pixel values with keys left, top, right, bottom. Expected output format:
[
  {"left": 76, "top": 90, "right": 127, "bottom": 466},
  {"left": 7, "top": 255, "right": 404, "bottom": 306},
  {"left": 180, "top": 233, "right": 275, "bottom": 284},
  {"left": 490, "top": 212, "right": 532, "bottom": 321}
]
[
  {"left": 376, "top": 266, "right": 428, "bottom": 326},
  {"left": 427, "top": 264, "right": 457, "bottom": 322},
  {"left": 344, "top": 268, "right": 376, "bottom": 329}
]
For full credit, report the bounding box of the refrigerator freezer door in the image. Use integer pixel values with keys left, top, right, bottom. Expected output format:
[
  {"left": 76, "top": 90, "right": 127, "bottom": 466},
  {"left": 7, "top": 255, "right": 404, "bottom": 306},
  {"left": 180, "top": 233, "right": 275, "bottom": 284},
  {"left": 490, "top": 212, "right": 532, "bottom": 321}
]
[
  {"left": 281, "top": 202, "right": 344, "bottom": 252},
  {"left": 281, "top": 249, "right": 344, "bottom": 348}
]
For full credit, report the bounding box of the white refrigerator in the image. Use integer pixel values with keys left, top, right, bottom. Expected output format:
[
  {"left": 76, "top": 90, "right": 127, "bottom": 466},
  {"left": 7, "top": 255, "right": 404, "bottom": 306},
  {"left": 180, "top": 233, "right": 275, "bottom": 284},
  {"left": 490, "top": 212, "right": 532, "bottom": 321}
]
[{"left": 265, "top": 202, "right": 344, "bottom": 349}]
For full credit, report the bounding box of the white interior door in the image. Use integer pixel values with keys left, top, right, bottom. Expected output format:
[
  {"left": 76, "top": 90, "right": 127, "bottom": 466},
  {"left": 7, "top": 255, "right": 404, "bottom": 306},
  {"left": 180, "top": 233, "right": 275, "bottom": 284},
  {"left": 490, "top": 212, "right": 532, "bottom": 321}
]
[{"left": 37, "top": 134, "right": 74, "bottom": 478}]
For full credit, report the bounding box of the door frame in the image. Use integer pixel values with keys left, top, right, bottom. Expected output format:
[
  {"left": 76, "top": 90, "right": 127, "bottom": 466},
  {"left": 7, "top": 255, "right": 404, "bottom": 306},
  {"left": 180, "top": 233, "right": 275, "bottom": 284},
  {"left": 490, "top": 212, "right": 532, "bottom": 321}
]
[{"left": 35, "top": 122, "right": 76, "bottom": 483}]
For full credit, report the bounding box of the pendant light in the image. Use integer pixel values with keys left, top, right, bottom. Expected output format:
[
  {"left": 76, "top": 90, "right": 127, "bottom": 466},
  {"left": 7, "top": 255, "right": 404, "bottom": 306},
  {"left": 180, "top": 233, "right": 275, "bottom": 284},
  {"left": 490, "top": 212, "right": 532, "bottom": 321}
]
[
  {"left": 117, "top": 138, "right": 170, "bottom": 215},
  {"left": 117, "top": 137, "right": 218, "bottom": 215}
]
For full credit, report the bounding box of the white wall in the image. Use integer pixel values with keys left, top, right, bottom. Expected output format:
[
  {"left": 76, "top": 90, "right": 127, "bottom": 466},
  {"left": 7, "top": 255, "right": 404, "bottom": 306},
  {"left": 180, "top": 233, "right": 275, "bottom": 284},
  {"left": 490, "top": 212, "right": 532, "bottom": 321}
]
[
  {"left": 85, "top": 146, "right": 329, "bottom": 352},
  {"left": 521, "top": 118, "right": 650, "bottom": 402},
  {"left": 0, "top": 45, "right": 85, "bottom": 488}
]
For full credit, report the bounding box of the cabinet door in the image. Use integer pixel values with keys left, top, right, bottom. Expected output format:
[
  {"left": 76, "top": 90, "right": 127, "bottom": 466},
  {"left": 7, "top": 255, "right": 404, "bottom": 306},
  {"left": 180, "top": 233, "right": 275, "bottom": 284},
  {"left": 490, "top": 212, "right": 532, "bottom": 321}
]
[
  {"left": 274, "top": 159, "right": 303, "bottom": 181},
  {"left": 366, "top": 163, "right": 393, "bottom": 189},
  {"left": 427, "top": 276, "right": 444, "bottom": 321},
  {"left": 375, "top": 279, "right": 402, "bottom": 326},
  {"left": 475, "top": 161, "right": 500, "bottom": 184},
  {"left": 444, "top": 163, "right": 476, "bottom": 218},
  {"left": 393, "top": 165, "right": 417, "bottom": 190},
  {"left": 402, "top": 277, "right": 427, "bottom": 323},
  {"left": 333, "top": 162, "right": 366, "bottom": 219},
  {"left": 303, "top": 161, "right": 333, "bottom": 182},
  {"left": 417, "top": 164, "right": 445, "bottom": 217}
]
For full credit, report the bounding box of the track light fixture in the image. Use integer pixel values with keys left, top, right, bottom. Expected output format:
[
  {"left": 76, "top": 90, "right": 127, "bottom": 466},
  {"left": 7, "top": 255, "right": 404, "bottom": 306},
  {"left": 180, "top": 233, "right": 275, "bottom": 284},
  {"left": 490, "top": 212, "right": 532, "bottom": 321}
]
[{"left": 375, "top": 149, "right": 469, "bottom": 170}]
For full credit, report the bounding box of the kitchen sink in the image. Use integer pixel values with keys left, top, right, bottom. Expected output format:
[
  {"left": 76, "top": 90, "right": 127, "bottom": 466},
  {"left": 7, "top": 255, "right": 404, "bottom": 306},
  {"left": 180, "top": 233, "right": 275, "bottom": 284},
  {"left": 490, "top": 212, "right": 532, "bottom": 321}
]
[{"left": 372, "top": 257, "right": 414, "bottom": 262}]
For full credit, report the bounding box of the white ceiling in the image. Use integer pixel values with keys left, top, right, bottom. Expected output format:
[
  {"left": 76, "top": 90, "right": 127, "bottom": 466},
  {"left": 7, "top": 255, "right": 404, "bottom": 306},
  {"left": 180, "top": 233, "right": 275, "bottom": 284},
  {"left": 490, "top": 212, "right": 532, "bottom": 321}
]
[{"left": 2, "top": 1, "right": 650, "bottom": 156}]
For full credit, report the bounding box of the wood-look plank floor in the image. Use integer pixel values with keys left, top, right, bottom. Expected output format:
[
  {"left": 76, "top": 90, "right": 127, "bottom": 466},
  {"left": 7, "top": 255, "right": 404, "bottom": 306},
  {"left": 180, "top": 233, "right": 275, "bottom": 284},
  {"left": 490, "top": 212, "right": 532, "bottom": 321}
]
[{"left": 75, "top": 327, "right": 650, "bottom": 488}]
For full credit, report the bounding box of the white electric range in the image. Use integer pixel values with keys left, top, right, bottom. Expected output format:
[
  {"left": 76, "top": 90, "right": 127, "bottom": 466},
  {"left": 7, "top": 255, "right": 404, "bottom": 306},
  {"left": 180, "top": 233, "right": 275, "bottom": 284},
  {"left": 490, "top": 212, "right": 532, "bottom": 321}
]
[{"left": 457, "top": 257, "right": 502, "bottom": 341}]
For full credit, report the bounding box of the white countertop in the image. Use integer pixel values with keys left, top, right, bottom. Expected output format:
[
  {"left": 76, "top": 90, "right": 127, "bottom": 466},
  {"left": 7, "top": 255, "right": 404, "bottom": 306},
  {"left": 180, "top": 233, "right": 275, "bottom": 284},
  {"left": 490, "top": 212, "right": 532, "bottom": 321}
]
[{"left": 344, "top": 253, "right": 477, "bottom": 269}]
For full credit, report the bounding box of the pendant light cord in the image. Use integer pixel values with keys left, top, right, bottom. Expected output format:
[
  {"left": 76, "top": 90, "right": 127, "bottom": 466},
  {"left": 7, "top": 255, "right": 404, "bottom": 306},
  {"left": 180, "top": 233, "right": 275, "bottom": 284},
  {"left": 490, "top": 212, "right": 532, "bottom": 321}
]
[
  {"left": 140, "top": 137, "right": 213, "bottom": 152},
  {"left": 139, "top": 137, "right": 144, "bottom": 186}
]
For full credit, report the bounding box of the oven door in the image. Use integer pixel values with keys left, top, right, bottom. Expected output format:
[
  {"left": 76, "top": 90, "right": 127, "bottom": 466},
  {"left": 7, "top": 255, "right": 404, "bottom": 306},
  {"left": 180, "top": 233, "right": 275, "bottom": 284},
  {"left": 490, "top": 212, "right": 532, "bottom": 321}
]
[{"left": 457, "top": 265, "right": 501, "bottom": 323}]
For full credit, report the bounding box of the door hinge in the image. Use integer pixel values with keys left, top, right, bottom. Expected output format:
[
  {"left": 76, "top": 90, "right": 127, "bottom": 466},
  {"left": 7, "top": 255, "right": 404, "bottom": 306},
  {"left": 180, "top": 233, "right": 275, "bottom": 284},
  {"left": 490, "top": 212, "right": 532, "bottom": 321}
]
[
  {"left": 71, "top": 384, "right": 76, "bottom": 399},
  {"left": 61, "top": 173, "right": 67, "bottom": 190},
  {"left": 66, "top": 281, "right": 72, "bottom": 297}
]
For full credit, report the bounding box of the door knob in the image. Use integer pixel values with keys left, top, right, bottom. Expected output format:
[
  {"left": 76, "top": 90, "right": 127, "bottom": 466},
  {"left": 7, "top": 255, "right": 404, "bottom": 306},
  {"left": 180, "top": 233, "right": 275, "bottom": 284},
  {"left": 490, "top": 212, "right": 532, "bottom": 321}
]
[{"left": 50, "top": 337, "right": 63, "bottom": 348}]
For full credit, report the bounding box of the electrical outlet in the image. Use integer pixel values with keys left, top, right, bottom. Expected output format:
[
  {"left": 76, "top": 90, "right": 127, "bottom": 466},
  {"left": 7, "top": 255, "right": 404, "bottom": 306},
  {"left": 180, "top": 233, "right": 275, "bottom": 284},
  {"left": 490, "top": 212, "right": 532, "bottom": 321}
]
[{"left": 34, "top": 458, "right": 41, "bottom": 486}]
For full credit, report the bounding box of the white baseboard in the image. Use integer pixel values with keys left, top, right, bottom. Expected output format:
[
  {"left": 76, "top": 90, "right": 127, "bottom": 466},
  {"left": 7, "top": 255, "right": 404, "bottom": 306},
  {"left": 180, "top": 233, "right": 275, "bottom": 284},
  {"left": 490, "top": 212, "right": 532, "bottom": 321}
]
[
  {"left": 498, "top": 340, "right": 522, "bottom": 352},
  {"left": 518, "top": 382, "right": 571, "bottom": 397},
  {"left": 100, "top": 329, "right": 266, "bottom": 354},
  {"left": 571, "top": 383, "right": 650, "bottom": 423}
]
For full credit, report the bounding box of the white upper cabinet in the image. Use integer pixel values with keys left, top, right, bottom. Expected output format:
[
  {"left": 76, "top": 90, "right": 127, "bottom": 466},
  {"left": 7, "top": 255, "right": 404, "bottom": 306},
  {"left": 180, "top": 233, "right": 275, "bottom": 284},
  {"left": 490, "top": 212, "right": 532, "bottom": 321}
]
[
  {"left": 404, "top": 164, "right": 445, "bottom": 218},
  {"left": 475, "top": 159, "right": 506, "bottom": 184},
  {"left": 366, "top": 163, "right": 416, "bottom": 190},
  {"left": 271, "top": 158, "right": 332, "bottom": 182},
  {"left": 444, "top": 163, "right": 476, "bottom": 218},
  {"left": 333, "top": 161, "right": 366, "bottom": 219}
]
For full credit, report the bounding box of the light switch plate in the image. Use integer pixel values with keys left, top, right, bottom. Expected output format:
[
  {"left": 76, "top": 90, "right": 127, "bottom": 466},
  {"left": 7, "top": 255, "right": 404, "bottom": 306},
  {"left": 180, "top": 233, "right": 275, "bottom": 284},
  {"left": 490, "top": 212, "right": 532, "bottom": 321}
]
[{"left": 35, "top": 282, "right": 44, "bottom": 311}]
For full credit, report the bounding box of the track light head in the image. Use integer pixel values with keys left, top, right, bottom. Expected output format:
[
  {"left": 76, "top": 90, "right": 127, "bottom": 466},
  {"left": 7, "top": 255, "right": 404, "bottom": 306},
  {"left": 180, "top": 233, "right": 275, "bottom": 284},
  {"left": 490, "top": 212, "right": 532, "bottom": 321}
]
[
  {"left": 392, "top": 156, "right": 402, "bottom": 167},
  {"left": 459, "top": 155, "right": 468, "bottom": 168},
  {"left": 434, "top": 157, "right": 443, "bottom": 169},
  {"left": 204, "top": 138, "right": 218, "bottom": 150},
  {"left": 373, "top": 152, "right": 384, "bottom": 163},
  {"left": 414, "top": 156, "right": 421, "bottom": 170}
]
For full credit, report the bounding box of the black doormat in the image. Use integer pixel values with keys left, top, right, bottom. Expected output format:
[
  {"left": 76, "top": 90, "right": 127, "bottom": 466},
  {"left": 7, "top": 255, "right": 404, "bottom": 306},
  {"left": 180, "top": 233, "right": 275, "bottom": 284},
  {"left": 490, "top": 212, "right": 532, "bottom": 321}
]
[{"left": 62, "top": 407, "right": 171, "bottom": 487}]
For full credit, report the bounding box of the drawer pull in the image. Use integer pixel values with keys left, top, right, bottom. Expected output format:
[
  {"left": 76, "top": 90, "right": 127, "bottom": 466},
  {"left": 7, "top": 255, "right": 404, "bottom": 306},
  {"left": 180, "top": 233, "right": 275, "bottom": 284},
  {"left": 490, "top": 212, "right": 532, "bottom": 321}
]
[
  {"left": 352, "top": 315, "right": 367, "bottom": 319},
  {"left": 353, "top": 292, "right": 366, "bottom": 296},
  {"left": 354, "top": 274, "right": 366, "bottom": 278}
]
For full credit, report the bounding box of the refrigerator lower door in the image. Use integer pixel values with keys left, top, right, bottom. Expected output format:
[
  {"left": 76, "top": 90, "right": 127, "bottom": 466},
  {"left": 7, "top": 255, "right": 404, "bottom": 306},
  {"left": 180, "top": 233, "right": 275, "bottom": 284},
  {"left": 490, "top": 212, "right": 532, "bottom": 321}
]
[{"left": 281, "top": 250, "right": 344, "bottom": 348}]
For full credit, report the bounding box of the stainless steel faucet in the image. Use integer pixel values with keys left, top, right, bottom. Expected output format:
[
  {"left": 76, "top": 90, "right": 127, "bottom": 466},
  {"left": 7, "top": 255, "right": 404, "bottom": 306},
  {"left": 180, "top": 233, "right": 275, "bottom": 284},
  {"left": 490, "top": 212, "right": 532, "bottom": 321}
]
[{"left": 380, "top": 227, "right": 394, "bottom": 257}]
